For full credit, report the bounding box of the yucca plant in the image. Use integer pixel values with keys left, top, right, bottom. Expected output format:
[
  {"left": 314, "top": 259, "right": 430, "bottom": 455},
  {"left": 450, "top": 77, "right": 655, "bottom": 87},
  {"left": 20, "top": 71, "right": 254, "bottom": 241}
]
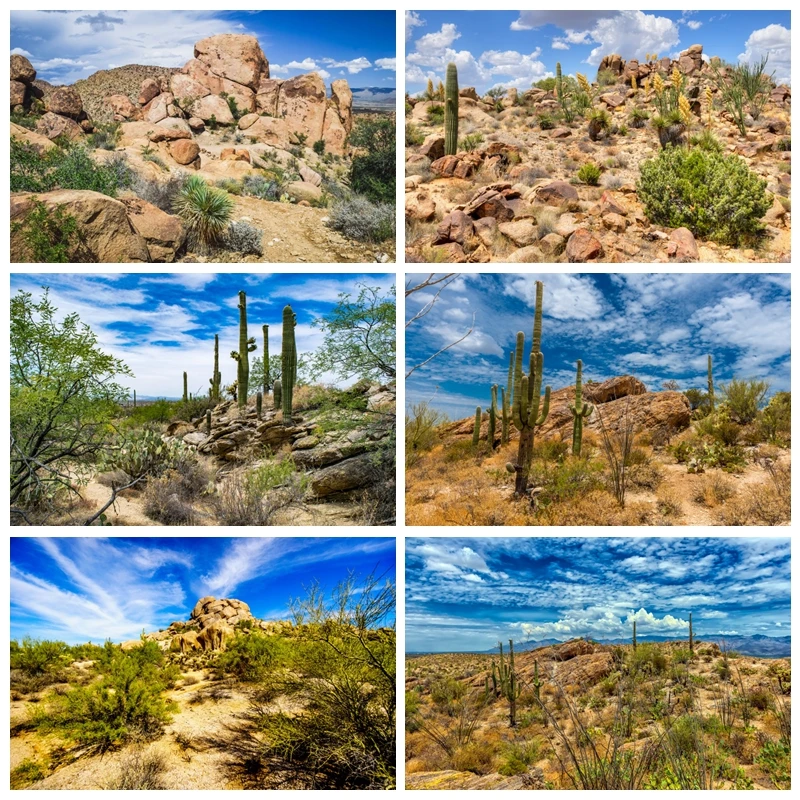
[
  {"left": 174, "top": 174, "right": 234, "bottom": 251},
  {"left": 587, "top": 108, "right": 611, "bottom": 141},
  {"left": 630, "top": 107, "right": 650, "bottom": 128}
]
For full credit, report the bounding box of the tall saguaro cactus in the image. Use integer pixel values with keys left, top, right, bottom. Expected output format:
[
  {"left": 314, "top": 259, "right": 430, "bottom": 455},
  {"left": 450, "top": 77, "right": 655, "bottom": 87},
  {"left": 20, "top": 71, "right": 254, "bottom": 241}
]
[
  {"left": 210, "top": 334, "right": 221, "bottom": 404},
  {"left": 570, "top": 359, "right": 594, "bottom": 457},
  {"left": 633, "top": 620, "right": 637, "bottom": 650},
  {"left": 501, "top": 350, "right": 513, "bottom": 445},
  {"left": 230, "top": 291, "right": 256, "bottom": 411},
  {"left": 555, "top": 61, "right": 573, "bottom": 122},
  {"left": 444, "top": 62, "right": 459, "bottom": 156},
  {"left": 282, "top": 305, "right": 296, "bottom": 423},
  {"left": 689, "top": 612, "right": 694, "bottom": 655},
  {"left": 183, "top": 371, "right": 188, "bottom": 402},
  {"left": 492, "top": 640, "right": 521, "bottom": 727},
  {"left": 508, "top": 281, "right": 551, "bottom": 496},
  {"left": 489, "top": 385, "right": 498, "bottom": 448},
  {"left": 262, "top": 325, "right": 270, "bottom": 397},
  {"left": 707, "top": 355, "right": 715, "bottom": 411},
  {"left": 472, "top": 406, "right": 482, "bottom": 446}
]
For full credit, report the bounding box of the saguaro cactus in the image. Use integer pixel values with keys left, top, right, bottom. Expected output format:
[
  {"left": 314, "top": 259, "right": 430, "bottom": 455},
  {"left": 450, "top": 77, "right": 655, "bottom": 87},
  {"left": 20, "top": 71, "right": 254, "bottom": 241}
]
[
  {"left": 489, "top": 385, "right": 498, "bottom": 448},
  {"left": 492, "top": 640, "right": 521, "bottom": 727},
  {"left": 262, "top": 324, "right": 270, "bottom": 397},
  {"left": 556, "top": 62, "right": 573, "bottom": 122},
  {"left": 501, "top": 351, "right": 513, "bottom": 445},
  {"left": 210, "top": 334, "right": 221, "bottom": 404},
  {"left": 508, "top": 281, "right": 551, "bottom": 496},
  {"left": 689, "top": 612, "right": 694, "bottom": 654},
  {"left": 133, "top": 389, "right": 136, "bottom": 408},
  {"left": 281, "top": 305, "right": 296, "bottom": 423},
  {"left": 472, "top": 406, "right": 482, "bottom": 446},
  {"left": 274, "top": 379, "right": 282, "bottom": 410},
  {"left": 206, "top": 409, "right": 212, "bottom": 434},
  {"left": 183, "top": 371, "right": 188, "bottom": 403},
  {"left": 532, "top": 659, "right": 542, "bottom": 702},
  {"left": 444, "top": 62, "right": 459, "bottom": 156},
  {"left": 230, "top": 291, "right": 256, "bottom": 411},
  {"left": 707, "top": 355, "right": 715, "bottom": 411},
  {"left": 256, "top": 392, "right": 263, "bottom": 419},
  {"left": 570, "top": 359, "right": 594, "bottom": 457},
  {"left": 633, "top": 619, "right": 637, "bottom": 650}
]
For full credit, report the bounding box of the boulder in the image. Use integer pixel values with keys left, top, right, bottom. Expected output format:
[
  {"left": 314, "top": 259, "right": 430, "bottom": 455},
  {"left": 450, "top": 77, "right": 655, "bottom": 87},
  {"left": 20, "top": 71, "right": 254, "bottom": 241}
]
[
  {"left": 256, "top": 78, "right": 283, "bottom": 115},
  {"left": 170, "top": 73, "right": 211, "bottom": 106},
  {"left": 277, "top": 73, "right": 327, "bottom": 143},
  {"left": 534, "top": 180, "right": 578, "bottom": 206},
  {"left": 322, "top": 108, "right": 348, "bottom": 154},
  {"left": 602, "top": 212, "right": 628, "bottom": 233},
  {"left": 539, "top": 232, "right": 565, "bottom": 257},
  {"left": 194, "top": 34, "right": 269, "bottom": 91},
  {"left": 566, "top": 228, "right": 604, "bottom": 262},
  {"left": 10, "top": 122, "right": 56, "bottom": 153},
  {"left": 459, "top": 86, "right": 480, "bottom": 101},
  {"left": 190, "top": 94, "right": 234, "bottom": 125},
  {"left": 169, "top": 138, "right": 200, "bottom": 166},
  {"left": 667, "top": 227, "right": 698, "bottom": 262},
  {"left": 148, "top": 126, "right": 191, "bottom": 142},
  {"left": 104, "top": 94, "right": 138, "bottom": 120},
  {"left": 550, "top": 127, "right": 572, "bottom": 138},
  {"left": 220, "top": 147, "right": 250, "bottom": 162},
  {"left": 329, "top": 78, "right": 353, "bottom": 133},
  {"left": 35, "top": 111, "right": 84, "bottom": 141},
  {"left": 463, "top": 187, "right": 515, "bottom": 221},
  {"left": 238, "top": 112, "right": 260, "bottom": 130},
  {"left": 434, "top": 210, "right": 474, "bottom": 245},
  {"left": 11, "top": 191, "right": 150, "bottom": 263},
  {"left": 144, "top": 92, "right": 174, "bottom": 124},
  {"left": 299, "top": 164, "right": 322, "bottom": 187},
  {"left": 585, "top": 376, "right": 646, "bottom": 403},
  {"left": 286, "top": 180, "right": 322, "bottom": 203},
  {"left": 123, "top": 198, "right": 186, "bottom": 262},
  {"left": 138, "top": 78, "right": 161, "bottom": 106},
  {"left": 243, "top": 115, "right": 288, "bottom": 146},
  {"left": 10, "top": 80, "right": 26, "bottom": 108},
  {"left": 187, "top": 117, "right": 205, "bottom": 133},
  {"left": 419, "top": 133, "right": 445, "bottom": 161},
  {"left": 219, "top": 79, "right": 256, "bottom": 115},
  {"left": 310, "top": 452, "right": 378, "bottom": 497},
  {"left": 498, "top": 218, "right": 538, "bottom": 247},
  {"left": 598, "top": 191, "right": 628, "bottom": 216},
  {"left": 10, "top": 54, "right": 36, "bottom": 84},
  {"left": 405, "top": 191, "right": 436, "bottom": 223},
  {"left": 46, "top": 86, "right": 83, "bottom": 118},
  {"left": 599, "top": 92, "right": 625, "bottom": 108},
  {"left": 556, "top": 652, "right": 614, "bottom": 687}
]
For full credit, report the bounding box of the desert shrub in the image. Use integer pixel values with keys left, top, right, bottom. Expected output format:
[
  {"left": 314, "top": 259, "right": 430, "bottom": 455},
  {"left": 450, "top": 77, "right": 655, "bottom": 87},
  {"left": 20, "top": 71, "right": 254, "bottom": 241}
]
[
  {"left": 597, "top": 69, "right": 618, "bottom": 87},
  {"left": 214, "top": 177, "right": 243, "bottom": 195},
  {"left": 100, "top": 428, "right": 195, "bottom": 480},
  {"left": 221, "top": 220, "right": 264, "bottom": 256},
  {"left": 756, "top": 391, "right": 790, "bottom": 444},
  {"left": 693, "top": 473, "right": 735, "bottom": 507},
  {"left": 11, "top": 139, "right": 131, "bottom": 196},
  {"left": 173, "top": 174, "right": 234, "bottom": 250},
  {"left": 536, "top": 207, "right": 558, "bottom": 237},
  {"left": 348, "top": 116, "right": 395, "bottom": 205},
  {"left": 536, "top": 112, "right": 556, "bottom": 129},
  {"left": 143, "top": 468, "right": 205, "bottom": 525},
  {"left": 216, "top": 633, "right": 289, "bottom": 682},
  {"left": 406, "top": 123, "right": 425, "bottom": 146},
  {"left": 452, "top": 740, "right": 495, "bottom": 775},
  {"left": 532, "top": 437, "right": 569, "bottom": 463},
  {"left": 755, "top": 738, "right": 790, "bottom": 789},
  {"left": 577, "top": 162, "right": 601, "bottom": 185},
  {"left": 220, "top": 92, "right": 242, "bottom": 120},
  {"left": 721, "top": 378, "right": 770, "bottom": 424},
  {"left": 89, "top": 121, "right": 121, "bottom": 151},
  {"left": 328, "top": 196, "right": 395, "bottom": 243},
  {"left": 11, "top": 637, "right": 69, "bottom": 676},
  {"left": 528, "top": 457, "right": 606, "bottom": 508},
  {"left": 129, "top": 170, "right": 189, "bottom": 212},
  {"left": 690, "top": 130, "right": 723, "bottom": 152},
  {"left": 629, "top": 107, "right": 649, "bottom": 128},
  {"left": 628, "top": 461, "right": 664, "bottom": 490},
  {"left": 630, "top": 643, "right": 667, "bottom": 675},
  {"left": 406, "top": 400, "right": 447, "bottom": 467},
  {"left": 139, "top": 143, "right": 167, "bottom": 169},
  {"left": 215, "top": 462, "right": 307, "bottom": 526},
  {"left": 587, "top": 108, "right": 611, "bottom": 141},
  {"left": 10, "top": 758, "right": 48, "bottom": 788},
  {"left": 243, "top": 172, "right": 285, "bottom": 201},
  {"left": 498, "top": 739, "right": 540, "bottom": 776},
  {"left": 34, "top": 641, "right": 177, "bottom": 754},
  {"left": 107, "top": 749, "right": 168, "bottom": 790},
  {"left": 638, "top": 147, "right": 771, "bottom": 246},
  {"left": 11, "top": 199, "right": 83, "bottom": 263},
  {"left": 426, "top": 104, "right": 445, "bottom": 124},
  {"left": 459, "top": 132, "right": 484, "bottom": 151}
]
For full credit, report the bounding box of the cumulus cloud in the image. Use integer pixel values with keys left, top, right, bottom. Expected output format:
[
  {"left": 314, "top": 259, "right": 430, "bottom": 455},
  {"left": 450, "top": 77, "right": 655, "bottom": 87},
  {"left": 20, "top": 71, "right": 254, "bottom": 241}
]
[
  {"left": 406, "top": 10, "right": 425, "bottom": 41},
  {"left": 686, "top": 21, "right": 703, "bottom": 31},
  {"left": 739, "top": 24, "right": 791, "bottom": 85},
  {"left": 510, "top": 11, "right": 615, "bottom": 31},
  {"left": 587, "top": 11, "right": 680, "bottom": 65},
  {"left": 375, "top": 57, "right": 396, "bottom": 71},
  {"left": 321, "top": 56, "right": 371, "bottom": 74},
  {"left": 75, "top": 12, "right": 124, "bottom": 32}
]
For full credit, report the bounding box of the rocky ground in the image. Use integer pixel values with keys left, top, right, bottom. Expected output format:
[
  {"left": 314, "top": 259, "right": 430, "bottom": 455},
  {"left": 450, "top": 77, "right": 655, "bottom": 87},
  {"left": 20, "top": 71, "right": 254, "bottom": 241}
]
[
  {"left": 405, "top": 45, "right": 790, "bottom": 263},
  {"left": 406, "top": 376, "right": 790, "bottom": 526},
  {"left": 406, "top": 640, "right": 791, "bottom": 790}
]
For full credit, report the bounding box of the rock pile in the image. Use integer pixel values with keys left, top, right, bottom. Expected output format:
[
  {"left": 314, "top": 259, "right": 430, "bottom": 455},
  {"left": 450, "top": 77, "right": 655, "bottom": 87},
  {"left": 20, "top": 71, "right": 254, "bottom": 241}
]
[
  {"left": 10, "top": 54, "right": 39, "bottom": 111},
  {"left": 189, "top": 596, "right": 253, "bottom": 629}
]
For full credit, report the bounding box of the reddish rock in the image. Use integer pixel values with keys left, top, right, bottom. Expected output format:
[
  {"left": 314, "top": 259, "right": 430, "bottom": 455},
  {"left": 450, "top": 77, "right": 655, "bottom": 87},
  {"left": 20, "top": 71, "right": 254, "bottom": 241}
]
[
  {"left": 419, "top": 133, "right": 445, "bottom": 161},
  {"left": 430, "top": 242, "right": 467, "bottom": 263},
  {"left": 123, "top": 198, "right": 186, "bottom": 262},
  {"left": 434, "top": 210, "right": 474, "bottom": 246},
  {"left": 603, "top": 212, "right": 628, "bottom": 233},
  {"left": 35, "top": 111, "right": 84, "bottom": 141},
  {"left": 599, "top": 92, "right": 625, "bottom": 108},
  {"left": 599, "top": 190, "right": 628, "bottom": 216},
  {"left": 169, "top": 138, "right": 200, "bottom": 165},
  {"left": 534, "top": 180, "right": 578, "bottom": 206},
  {"left": 170, "top": 73, "right": 211, "bottom": 106},
  {"left": 668, "top": 227, "right": 698, "bottom": 262},
  {"left": 550, "top": 127, "right": 572, "bottom": 138},
  {"left": 431, "top": 155, "right": 471, "bottom": 178},
  {"left": 138, "top": 78, "right": 160, "bottom": 105},
  {"left": 220, "top": 147, "right": 250, "bottom": 162},
  {"left": 194, "top": 34, "right": 269, "bottom": 91},
  {"left": 585, "top": 376, "right": 646, "bottom": 403},
  {"left": 464, "top": 187, "right": 515, "bottom": 221},
  {"left": 105, "top": 94, "right": 138, "bottom": 120},
  {"left": 473, "top": 217, "right": 497, "bottom": 247},
  {"left": 190, "top": 94, "right": 234, "bottom": 125},
  {"left": 10, "top": 54, "right": 36, "bottom": 83},
  {"left": 46, "top": 86, "right": 83, "bottom": 118},
  {"left": 557, "top": 652, "right": 614, "bottom": 687},
  {"left": 566, "top": 228, "right": 604, "bottom": 262},
  {"left": 237, "top": 112, "right": 259, "bottom": 130}
]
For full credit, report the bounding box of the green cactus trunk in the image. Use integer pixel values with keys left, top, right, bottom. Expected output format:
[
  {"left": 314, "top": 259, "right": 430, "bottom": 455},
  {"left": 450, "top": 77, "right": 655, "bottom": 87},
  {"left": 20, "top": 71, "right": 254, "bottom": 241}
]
[
  {"left": 570, "top": 359, "right": 594, "bottom": 457},
  {"left": 501, "top": 351, "right": 513, "bottom": 445},
  {"left": 444, "top": 62, "right": 459, "bottom": 156},
  {"left": 183, "top": 371, "right": 188, "bottom": 403},
  {"left": 532, "top": 659, "right": 542, "bottom": 702},
  {"left": 689, "top": 612, "right": 694, "bottom": 654},
  {"left": 555, "top": 61, "right": 573, "bottom": 123},
  {"left": 282, "top": 305, "right": 296, "bottom": 423},
  {"left": 210, "top": 335, "right": 221, "bottom": 404},
  {"left": 707, "top": 355, "right": 714, "bottom": 411},
  {"left": 268, "top": 325, "right": 269, "bottom": 397},
  {"left": 492, "top": 640, "right": 521, "bottom": 727},
  {"left": 274, "top": 379, "right": 282, "bottom": 410},
  {"left": 133, "top": 389, "right": 136, "bottom": 408},
  {"left": 510, "top": 281, "right": 551, "bottom": 496},
  {"left": 256, "top": 392, "right": 262, "bottom": 419},
  {"left": 489, "top": 385, "right": 498, "bottom": 448},
  {"left": 235, "top": 291, "right": 255, "bottom": 411},
  {"left": 472, "top": 406, "right": 481, "bottom": 446},
  {"left": 633, "top": 620, "right": 637, "bottom": 650},
  {"left": 206, "top": 409, "right": 212, "bottom": 434}
]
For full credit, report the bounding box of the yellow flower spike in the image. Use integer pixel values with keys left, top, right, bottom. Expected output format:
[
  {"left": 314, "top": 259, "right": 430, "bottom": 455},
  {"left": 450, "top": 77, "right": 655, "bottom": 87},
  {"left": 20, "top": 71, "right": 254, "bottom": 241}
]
[
  {"left": 671, "top": 66, "right": 682, "bottom": 94},
  {"left": 631, "top": 75, "right": 637, "bottom": 91},
  {"left": 577, "top": 73, "right": 591, "bottom": 97},
  {"left": 678, "top": 93, "right": 691, "bottom": 125},
  {"left": 653, "top": 73, "right": 664, "bottom": 95}
]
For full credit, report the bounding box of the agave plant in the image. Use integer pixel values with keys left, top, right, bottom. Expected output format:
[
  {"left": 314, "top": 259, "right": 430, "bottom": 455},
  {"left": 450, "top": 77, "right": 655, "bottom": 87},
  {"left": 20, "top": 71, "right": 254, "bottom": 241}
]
[{"left": 174, "top": 174, "right": 234, "bottom": 250}]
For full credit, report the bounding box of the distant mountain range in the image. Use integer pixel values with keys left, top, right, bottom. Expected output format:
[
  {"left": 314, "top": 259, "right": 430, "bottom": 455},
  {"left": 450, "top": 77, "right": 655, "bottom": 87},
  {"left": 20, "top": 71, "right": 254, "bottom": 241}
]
[
  {"left": 411, "top": 634, "right": 790, "bottom": 659},
  {"left": 351, "top": 87, "right": 395, "bottom": 110}
]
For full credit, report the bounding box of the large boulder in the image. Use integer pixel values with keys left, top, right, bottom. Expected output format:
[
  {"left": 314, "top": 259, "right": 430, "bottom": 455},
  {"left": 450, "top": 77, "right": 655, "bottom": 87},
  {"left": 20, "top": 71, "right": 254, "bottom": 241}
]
[
  {"left": 193, "top": 34, "right": 269, "bottom": 91},
  {"left": 534, "top": 180, "right": 578, "bottom": 206},
  {"left": 123, "top": 198, "right": 186, "bottom": 262},
  {"left": 10, "top": 80, "right": 26, "bottom": 108},
  {"left": 566, "top": 228, "right": 604, "bottom": 262},
  {"left": 10, "top": 54, "right": 36, "bottom": 84},
  {"left": 35, "top": 111, "right": 84, "bottom": 141},
  {"left": 169, "top": 138, "right": 200, "bottom": 166},
  {"left": 286, "top": 180, "right": 322, "bottom": 203},
  {"left": 105, "top": 94, "right": 139, "bottom": 120},
  {"left": 10, "top": 122, "right": 56, "bottom": 153},
  {"left": 242, "top": 115, "right": 288, "bottom": 146},
  {"left": 169, "top": 73, "right": 211, "bottom": 106},
  {"left": 277, "top": 73, "right": 327, "bottom": 143},
  {"left": 11, "top": 190, "right": 150, "bottom": 263},
  {"left": 310, "top": 452, "right": 378, "bottom": 497},
  {"left": 138, "top": 78, "right": 161, "bottom": 106},
  {"left": 330, "top": 79, "right": 353, "bottom": 134},
  {"left": 321, "top": 108, "right": 348, "bottom": 155},
  {"left": 144, "top": 92, "right": 174, "bottom": 124},
  {"left": 256, "top": 77, "right": 283, "bottom": 116},
  {"left": 190, "top": 94, "right": 234, "bottom": 125},
  {"left": 46, "top": 86, "right": 84, "bottom": 119}
]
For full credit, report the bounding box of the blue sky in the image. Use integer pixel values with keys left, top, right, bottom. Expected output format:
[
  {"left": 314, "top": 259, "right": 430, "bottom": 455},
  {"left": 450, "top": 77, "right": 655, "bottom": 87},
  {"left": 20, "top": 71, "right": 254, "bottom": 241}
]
[
  {"left": 11, "top": 273, "right": 395, "bottom": 398},
  {"left": 11, "top": 10, "right": 396, "bottom": 87},
  {"left": 406, "top": 10, "right": 791, "bottom": 94},
  {"left": 405, "top": 273, "right": 791, "bottom": 421},
  {"left": 11, "top": 537, "right": 396, "bottom": 644},
  {"left": 406, "top": 537, "right": 790, "bottom": 653}
]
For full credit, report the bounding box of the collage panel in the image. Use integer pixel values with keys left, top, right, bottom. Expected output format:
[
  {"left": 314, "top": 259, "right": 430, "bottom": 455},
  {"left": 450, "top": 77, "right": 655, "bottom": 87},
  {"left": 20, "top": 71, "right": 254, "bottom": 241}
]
[
  {"left": 404, "top": 9, "right": 790, "bottom": 264},
  {"left": 10, "top": 272, "right": 396, "bottom": 527},
  {"left": 10, "top": 536, "right": 397, "bottom": 789},
  {"left": 405, "top": 536, "right": 791, "bottom": 790},
  {"left": 405, "top": 272, "right": 790, "bottom": 526},
  {"left": 10, "top": 9, "right": 396, "bottom": 264}
]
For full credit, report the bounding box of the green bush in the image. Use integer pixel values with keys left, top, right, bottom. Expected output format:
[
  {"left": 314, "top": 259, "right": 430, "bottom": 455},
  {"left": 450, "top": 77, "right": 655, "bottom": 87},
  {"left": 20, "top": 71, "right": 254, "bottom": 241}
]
[
  {"left": 689, "top": 130, "right": 723, "bottom": 153},
  {"left": 242, "top": 173, "right": 285, "bottom": 202},
  {"left": 498, "top": 739, "right": 540, "bottom": 776},
  {"left": 216, "top": 633, "right": 289, "bottom": 682},
  {"left": 534, "top": 77, "right": 557, "bottom": 91},
  {"left": 629, "top": 108, "right": 649, "bottom": 128},
  {"left": 11, "top": 758, "right": 48, "bottom": 788},
  {"left": 10, "top": 637, "right": 69, "bottom": 676},
  {"left": 222, "top": 220, "right": 264, "bottom": 256},
  {"left": 11, "top": 138, "right": 131, "bottom": 196},
  {"left": 537, "top": 112, "right": 557, "bottom": 130},
  {"left": 405, "top": 123, "right": 425, "bottom": 146},
  {"left": 406, "top": 400, "right": 446, "bottom": 467},
  {"left": 597, "top": 69, "right": 618, "bottom": 87},
  {"left": 348, "top": 117, "right": 395, "bottom": 205},
  {"left": 637, "top": 147, "right": 771, "bottom": 246},
  {"left": 100, "top": 428, "right": 195, "bottom": 480},
  {"left": 459, "top": 132, "right": 484, "bottom": 151},
  {"left": 577, "top": 162, "right": 601, "bottom": 185},
  {"left": 89, "top": 121, "right": 121, "bottom": 151},
  {"left": 721, "top": 378, "right": 770, "bottom": 424},
  {"left": 312, "top": 138, "right": 326, "bottom": 155},
  {"left": 11, "top": 199, "right": 82, "bottom": 263},
  {"left": 328, "top": 196, "right": 395, "bottom": 243},
  {"left": 426, "top": 104, "right": 445, "bottom": 124},
  {"left": 757, "top": 391, "right": 790, "bottom": 444},
  {"left": 629, "top": 643, "right": 667, "bottom": 675},
  {"left": 528, "top": 457, "right": 605, "bottom": 507},
  {"left": 173, "top": 174, "right": 234, "bottom": 250}
]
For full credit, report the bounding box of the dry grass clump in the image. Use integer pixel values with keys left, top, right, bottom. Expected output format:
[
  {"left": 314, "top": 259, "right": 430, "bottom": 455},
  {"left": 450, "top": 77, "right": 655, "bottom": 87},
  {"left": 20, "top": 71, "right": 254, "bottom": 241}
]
[
  {"left": 693, "top": 472, "right": 736, "bottom": 507},
  {"left": 716, "top": 463, "right": 790, "bottom": 525},
  {"left": 106, "top": 748, "right": 169, "bottom": 790}
]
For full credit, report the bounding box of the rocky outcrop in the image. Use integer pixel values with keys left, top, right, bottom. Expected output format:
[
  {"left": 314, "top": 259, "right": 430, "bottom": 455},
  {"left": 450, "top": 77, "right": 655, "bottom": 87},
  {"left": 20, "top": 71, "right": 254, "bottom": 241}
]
[
  {"left": 122, "top": 198, "right": 187, "bottom": 262},
  {"left": 10, "top": 55, "right": 39, "bottom": 111},
  {"left": 191, "top": 596, "right": 253, "bottom": 630}
]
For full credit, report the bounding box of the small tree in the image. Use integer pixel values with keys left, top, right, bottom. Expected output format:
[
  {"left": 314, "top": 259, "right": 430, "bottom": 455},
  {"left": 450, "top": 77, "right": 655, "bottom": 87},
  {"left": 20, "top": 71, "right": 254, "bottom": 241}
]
[
  {"left": 11, "top": 289, "right": 132, "bottom": 517},
  {"left": 348, "top": 117, "right": 395, "bottom": 204},
  {"left": 721, "top": 378, "right": 770, "bottom": 424},
  {"left": 310, "top": 284, "right": 396, "bottom": 382}
]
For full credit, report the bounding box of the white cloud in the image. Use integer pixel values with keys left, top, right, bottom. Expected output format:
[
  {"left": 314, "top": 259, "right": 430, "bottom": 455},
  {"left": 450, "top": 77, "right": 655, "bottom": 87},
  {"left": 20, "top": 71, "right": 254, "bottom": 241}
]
[
  {"left": 738, "top": 24, "right": 791, "bottom": 85},
  {"left": 375, "top": 57, "right": 396, "bottom": 71},
  {"left": 322, "top": 56, "right": 371, "bottom": 74},
  {"left": 416, "top": 23, "right": 461, "bottom": 55},
  {"left": 503, "top": 274, "right": 606, "bottom": 321},
  {"left": 286, "top": 58, "right": 318, "bottom": 70},
  {"left": 587, "top": 11, "right": 680, "bottom": 66},
  {"left": 11, "top": 46, "right": 33, "bottom": 57},
  {"left": 686, "top": 21, "right": 703, "bottom": 31},
  {"left": 406, "top": 10, "right": 425, "bottom": 41},
  {"left": 552, "top": 40, "right": 570, "bottom": 51}
]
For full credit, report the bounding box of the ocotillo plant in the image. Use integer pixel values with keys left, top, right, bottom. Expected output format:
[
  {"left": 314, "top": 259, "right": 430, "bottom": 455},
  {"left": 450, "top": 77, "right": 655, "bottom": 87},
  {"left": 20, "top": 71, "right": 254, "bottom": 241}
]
[
  {"left": 555, "top": 62, "right": 573, "bottom": 122},
  {"left": 501, "top": 351, "right": 513, "bottom": 445},
  {"left": 256, "top": 392, "right": 262, "bottom": 419},
  {"left": 230, "top": 291, "right": 256, "bottom": 411},
  {"left": 444, "top": 62, "right": 459, "bottom": 156},
  {"left": 210, "top": 334, "right": 221, "bottom": 404},
  {"left": 268, "top": 325, "right": 269, "bottom": 397},
  {"left": 489, "top": 385, "right": 498, "bottom": 448},
  {"left": 689, "top": 612, "right": 694, "bottom": 654},
  {"left": 570, "top": 359, "right": 594, "bottom": 457},
  {"left": 492, "top": 640, "right": 521, "bottom": 727},
  {"left": 707, "top": 355, "right": 715, "bottom": 411},
  {"left": 183, "top": 371, "right": 188, "bottom": 403},
  {"left": 472, "top": 406, "right": 481, "bottom": 446},
  {"left": 507, "top": 281, "right": 551, "bottom": 496},
  {"left": 633, "top": 619, "right": 637, "bottom": 650},
  {"left": 282, "top": 305, "right": 296, "bottom": 423}
]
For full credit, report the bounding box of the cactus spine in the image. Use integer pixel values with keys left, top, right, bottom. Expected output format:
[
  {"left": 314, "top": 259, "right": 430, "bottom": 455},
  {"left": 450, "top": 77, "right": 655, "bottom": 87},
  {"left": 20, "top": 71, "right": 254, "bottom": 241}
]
[
  {"left": 492, "top": 640, "right": 521, "bottom": 727},
  {"left": 256, "top": 391, "right": 262, "bottom": 419},
  {"left": 263, "top": 325, "right": 270, "bottom": 397},
  {"left": 633, "top": 619, "right": 637, "bottom": 650},
  {"left": 489, "top": 385, "right": 498, "bottom": 448},
  {"left": 230, "top": 292, "right": 256, "bottom": 411},
  {"left": 510, "top": 281, "right": 551, "bottom": 496},
  {"left": 444, "top": 62, "right": 459, "bottom": 156},
  {"left": 570, "top": 359, "right": 594, "bottom": 457},
  {"left": 472, "top": 406, "right": 481, "bottom": 446},
  {"left": 210, "top": 334, "right": 221, "bottom": 404},
  {"left": 707, "top": 355, "right": 715, "bottom": 411},
  {"left": 282, "top": 305, "right": 296, "bottom": 423},
  {"left": 183, "top": 371, "right": 188, "bottom": 402},
  {"left": 689, "top": 612, "right": 694, "bottom": 654}
]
